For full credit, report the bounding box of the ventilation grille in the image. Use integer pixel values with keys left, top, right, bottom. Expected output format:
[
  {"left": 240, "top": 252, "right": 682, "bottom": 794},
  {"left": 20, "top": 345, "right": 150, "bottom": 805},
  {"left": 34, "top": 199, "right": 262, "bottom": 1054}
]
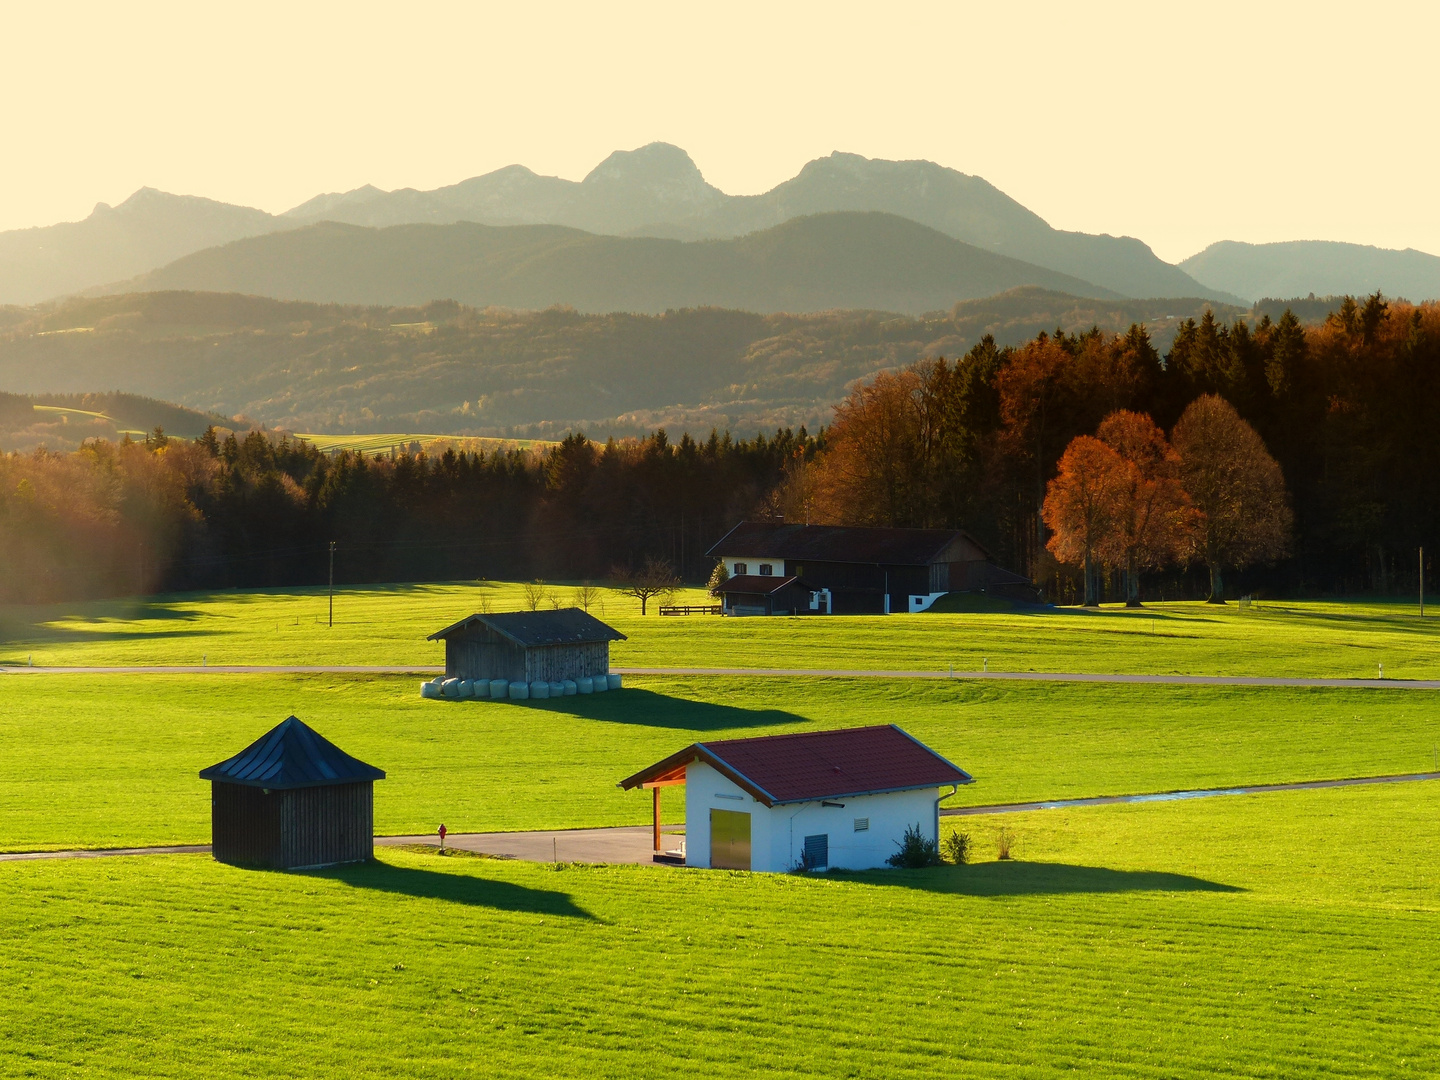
[{"left": 854, "top": 817, "right": 869, "bottom": 832}]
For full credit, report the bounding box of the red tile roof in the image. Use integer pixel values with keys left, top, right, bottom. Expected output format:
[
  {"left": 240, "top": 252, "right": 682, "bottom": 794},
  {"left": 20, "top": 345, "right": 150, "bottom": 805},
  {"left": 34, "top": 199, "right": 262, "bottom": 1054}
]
[{"left": 620, "top": 725, "right": 971, "bottom": 806}]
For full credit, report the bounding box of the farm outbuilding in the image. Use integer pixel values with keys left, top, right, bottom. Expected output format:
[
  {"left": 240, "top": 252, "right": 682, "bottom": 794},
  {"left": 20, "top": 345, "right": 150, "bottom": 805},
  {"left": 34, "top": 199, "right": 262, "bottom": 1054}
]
[
  {"left": 199, "top": 716, "right": 385, "bottom": 870},
  {"left": 708, "top": 520, "right": 1037, "bottom": 614},
  {"left": 620, "top": 725, "right": 972, "bottom": 872},
  {"left": 428, "top": 608, "right": 626, "bottom": 684}
]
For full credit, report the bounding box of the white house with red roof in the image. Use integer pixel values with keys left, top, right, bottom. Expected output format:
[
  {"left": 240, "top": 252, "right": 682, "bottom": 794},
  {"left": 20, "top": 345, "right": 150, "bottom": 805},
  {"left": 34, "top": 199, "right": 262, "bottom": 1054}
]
[{"left": 620, "top": 725, "right": 972, "bottom": 872}]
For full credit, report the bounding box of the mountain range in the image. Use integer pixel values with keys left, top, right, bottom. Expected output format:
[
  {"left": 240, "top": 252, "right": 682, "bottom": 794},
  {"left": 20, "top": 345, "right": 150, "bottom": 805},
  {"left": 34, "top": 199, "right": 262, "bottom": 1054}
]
[{"left": 1181, "top": 240, "right": 1440, "bottom": 303}]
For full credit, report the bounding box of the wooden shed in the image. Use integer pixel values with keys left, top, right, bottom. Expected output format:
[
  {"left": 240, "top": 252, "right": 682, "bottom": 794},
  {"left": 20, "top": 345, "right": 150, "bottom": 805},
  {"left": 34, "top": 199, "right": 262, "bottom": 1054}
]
[
  {"left": 199, "top": 716, "right": 385, "bottom": 870},
  {"left": 428, "top": 608, "right": 626, "bottom": 683}
]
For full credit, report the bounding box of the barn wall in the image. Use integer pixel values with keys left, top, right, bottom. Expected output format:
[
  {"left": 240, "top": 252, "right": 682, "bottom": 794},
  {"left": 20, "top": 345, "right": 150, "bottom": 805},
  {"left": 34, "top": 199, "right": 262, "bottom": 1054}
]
[
  {"left": 279, "top": 782, "right": 374, "bottom": 869},
  {"left": 524, "top": 642, "right": 610, "bottom": 681},
  {"left": 211, "top": 781, "right": 282, "bottom": 867},
  {"left": 448, "top": 627, "right": 527, "bottom": 682}
]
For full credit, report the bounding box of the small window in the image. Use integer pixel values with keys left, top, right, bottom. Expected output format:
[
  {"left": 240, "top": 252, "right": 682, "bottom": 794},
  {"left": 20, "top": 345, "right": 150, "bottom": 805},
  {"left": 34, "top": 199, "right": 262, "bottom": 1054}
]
[
  {"left": 854, "top": 817, "right": 869, "bottom": 832},
  {"left": 734, "top": 562, "right": 747, "bottom": 576},
  {"left": 802, "top": 833, "right": 829, "bottom": 870},
  {"left": 758, "top": 563, "right": 774, "bottom": 576}
]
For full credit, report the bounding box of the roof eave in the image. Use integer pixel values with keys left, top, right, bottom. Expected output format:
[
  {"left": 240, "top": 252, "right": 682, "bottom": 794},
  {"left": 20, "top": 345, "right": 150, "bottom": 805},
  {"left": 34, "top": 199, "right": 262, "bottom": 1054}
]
[{"left": 767, "top": 776, "right": 973, "bottom": 806}]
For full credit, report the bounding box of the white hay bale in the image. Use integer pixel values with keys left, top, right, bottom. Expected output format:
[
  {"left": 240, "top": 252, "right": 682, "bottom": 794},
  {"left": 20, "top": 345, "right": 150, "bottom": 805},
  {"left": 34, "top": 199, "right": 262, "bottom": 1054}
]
[
  {"left": 530, "top": 680, "right": 550, "bottom": 700},
  {"left": 576, "top": 677, "right": 593, "bottom": 694},
  {"left": 508, "top": 681, "right": 529, "bottom": 700},
  {"left": 491, "top": 679, "right": 510, "bottom": 700},
  {"left": 607, "top": 673, "right": 622, "bottom": 690},
  {"left": 561, "top": 680, "right": 577, "bottom": 696}
]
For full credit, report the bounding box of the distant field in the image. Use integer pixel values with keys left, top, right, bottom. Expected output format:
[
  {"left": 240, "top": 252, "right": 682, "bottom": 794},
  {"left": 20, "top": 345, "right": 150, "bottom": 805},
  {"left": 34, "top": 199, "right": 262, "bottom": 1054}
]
[
  {"left": 294, "top": 434, "right": 557, "bottom": 454},
  {"left": 3, "top": 581, "right": 1438, "bottom": 679},
  {"left": 3, "top": 673, "right": 1437, "bottom": 852},
  {"left": 2, "top": 783, "right": 1436, "bottom": 1078}
]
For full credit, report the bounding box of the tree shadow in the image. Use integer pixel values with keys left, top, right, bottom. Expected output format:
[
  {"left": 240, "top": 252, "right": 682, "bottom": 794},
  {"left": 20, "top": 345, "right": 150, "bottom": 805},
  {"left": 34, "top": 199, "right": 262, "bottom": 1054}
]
[
  {"left": 831, "top": 860, "right": 1243, "bottom": 897},
  {"left": 296, "top": 858, "right": 596, "bottom": 918},
  {"left": 516, "top": 687, "right": 807, "bottom": 732}
]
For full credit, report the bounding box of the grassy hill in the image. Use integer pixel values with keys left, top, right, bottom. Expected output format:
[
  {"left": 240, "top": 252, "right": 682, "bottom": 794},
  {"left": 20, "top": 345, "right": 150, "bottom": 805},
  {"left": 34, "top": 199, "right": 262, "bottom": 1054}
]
[
  {"left": 0, "top": 288, "right": 1242, "bottom": 437},
  {"left": 105, "top": 212, "right": 1121, "bottom": 313},
  {"left": 0, "top": 389, "right": 231, "bottom": 452}
]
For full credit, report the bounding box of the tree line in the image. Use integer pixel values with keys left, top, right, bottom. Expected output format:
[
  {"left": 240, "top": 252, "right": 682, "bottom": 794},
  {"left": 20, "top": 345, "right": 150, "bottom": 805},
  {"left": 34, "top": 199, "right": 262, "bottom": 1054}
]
[
  {"left": 777, "top": 295, "right": 1438, "bottom": 601},
  {"left": 0, "top": 294, "right": 1433, "bottom": 605}
]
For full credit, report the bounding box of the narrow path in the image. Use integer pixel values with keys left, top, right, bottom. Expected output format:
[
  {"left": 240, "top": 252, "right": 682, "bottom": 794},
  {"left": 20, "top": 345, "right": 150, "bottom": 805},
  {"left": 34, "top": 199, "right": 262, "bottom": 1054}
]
[
  {"left": 3, "top": 664, "right": 1438, "bottom": 688},
  {"left": 5, "top": 771, "right": 1437, "bottom": 863},
  {"left": 943, "top": 770, "right": 1440, "bottom": 817}
]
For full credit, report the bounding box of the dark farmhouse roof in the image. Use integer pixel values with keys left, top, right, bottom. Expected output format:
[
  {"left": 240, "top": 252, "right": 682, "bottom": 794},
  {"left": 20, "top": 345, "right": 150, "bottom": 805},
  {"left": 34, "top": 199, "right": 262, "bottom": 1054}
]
[
  {"left": 707, "top": 521, "right": 991, "bottom": 565},
  {"left": 428, "top": 607, "right": 627, "bottom": 647},
  {"left": 720, "top": 574, "right": 810, "bottom": 595},
  {"left": 620, "top": 724, "right": 972, "bottom": 807},
  {"left": 199, "top": 716, "right": 385, "bottom": 790}
]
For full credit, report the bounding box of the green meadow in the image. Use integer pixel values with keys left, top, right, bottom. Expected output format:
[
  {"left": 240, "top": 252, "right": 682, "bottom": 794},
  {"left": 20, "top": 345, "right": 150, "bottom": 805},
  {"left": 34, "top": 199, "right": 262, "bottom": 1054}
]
[
  {"left": 2, "top": 674, "right": 1437, "bottom": 852},
  {"left": 2, "top": 783, "right": 1436, "bottom": 1079},
  {"left": 3, "top": 581, "right": 1439, "bottom": 678}
]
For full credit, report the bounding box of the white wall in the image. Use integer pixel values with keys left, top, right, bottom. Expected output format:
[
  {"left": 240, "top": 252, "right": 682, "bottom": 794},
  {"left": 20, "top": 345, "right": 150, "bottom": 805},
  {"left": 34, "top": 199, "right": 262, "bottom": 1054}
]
[
  {"left": 685, "top": 762, "right": 944, "bottom": 872},
  {"left": 723, "top": 556, "right": 779, "bottom": 577}
]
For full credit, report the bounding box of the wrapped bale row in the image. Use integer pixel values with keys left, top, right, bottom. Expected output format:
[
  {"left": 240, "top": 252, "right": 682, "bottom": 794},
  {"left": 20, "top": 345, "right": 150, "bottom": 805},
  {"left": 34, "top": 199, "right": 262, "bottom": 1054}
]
[{"left": 420, "top": 673, "right": 622, "bottom": 700}]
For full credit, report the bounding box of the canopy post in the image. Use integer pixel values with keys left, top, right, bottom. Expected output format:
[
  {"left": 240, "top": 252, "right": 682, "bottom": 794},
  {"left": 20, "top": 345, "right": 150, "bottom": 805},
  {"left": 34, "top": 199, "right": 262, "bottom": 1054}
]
[{"left": 652, "top": 786, "right": 662, "bottom": 853}]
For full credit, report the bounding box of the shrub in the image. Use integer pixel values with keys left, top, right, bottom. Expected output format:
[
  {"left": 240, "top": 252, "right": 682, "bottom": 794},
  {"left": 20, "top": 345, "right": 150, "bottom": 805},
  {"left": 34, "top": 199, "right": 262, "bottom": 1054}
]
[
  {"left": 996, "top": 826, "right": 1016, "bottom": 861},
  {"left": 941, "top": 830, "right": 971, "bottom": 865},
  {"left": 886, "top": 823, "right": 940, "bottom": 868}
]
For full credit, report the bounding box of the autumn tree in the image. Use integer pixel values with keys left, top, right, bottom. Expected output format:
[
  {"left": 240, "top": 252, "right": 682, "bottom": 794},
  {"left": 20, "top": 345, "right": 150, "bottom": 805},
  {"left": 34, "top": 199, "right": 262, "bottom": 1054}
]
[
  {"left": 1042, "top": 436, "right": 1129, "bottom": 606},
  {"left": 613, "top": 556, "right": 680, "bottom": 615},
  {"left": 1094, "top": 410, "right": 1195, "bottom": 606},
  {"left": 1171, "top": 394, "right": 1292, "bottom": 602}
]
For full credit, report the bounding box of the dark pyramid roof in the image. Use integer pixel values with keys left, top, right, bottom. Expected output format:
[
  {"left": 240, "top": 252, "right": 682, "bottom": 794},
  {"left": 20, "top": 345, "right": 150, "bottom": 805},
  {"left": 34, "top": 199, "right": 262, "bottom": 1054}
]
[
  {"left": 199, "top": 716, "right": 385, "bottom": 790},
  {"left": 706, "top": 520, "right": 991, "bottom": 565},
  {"left": 428, "top": 607, "right": 627, "bottom": 646}
]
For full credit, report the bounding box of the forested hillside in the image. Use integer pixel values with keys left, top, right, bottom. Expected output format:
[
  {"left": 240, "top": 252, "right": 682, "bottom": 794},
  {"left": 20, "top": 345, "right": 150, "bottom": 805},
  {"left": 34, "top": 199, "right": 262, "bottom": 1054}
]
[{"left": 0, "top": 289, "right": 1242, "bottom": 440}]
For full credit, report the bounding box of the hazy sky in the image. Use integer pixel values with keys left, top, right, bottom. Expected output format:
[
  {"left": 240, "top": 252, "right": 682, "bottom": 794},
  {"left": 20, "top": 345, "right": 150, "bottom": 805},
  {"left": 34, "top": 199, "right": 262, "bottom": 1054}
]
[{"left": 5, "top": 1, "right": 1437, "bottom": 262}]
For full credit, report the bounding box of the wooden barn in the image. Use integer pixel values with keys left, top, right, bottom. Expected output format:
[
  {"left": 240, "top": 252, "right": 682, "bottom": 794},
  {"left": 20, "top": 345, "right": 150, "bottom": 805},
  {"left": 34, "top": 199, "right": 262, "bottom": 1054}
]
[
  {"left": 428, "top": 608, "right": 626, "bottom": 683},
  {"left": 199, "top": 716, "right": 385, "bottom": 870}
]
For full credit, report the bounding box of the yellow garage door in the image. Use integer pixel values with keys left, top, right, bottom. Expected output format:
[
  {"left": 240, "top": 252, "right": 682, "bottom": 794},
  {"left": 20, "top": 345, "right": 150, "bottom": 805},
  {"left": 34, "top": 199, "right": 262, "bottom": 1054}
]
[{"left": 710, "top": 809, "right": 751, "bottom": 870}]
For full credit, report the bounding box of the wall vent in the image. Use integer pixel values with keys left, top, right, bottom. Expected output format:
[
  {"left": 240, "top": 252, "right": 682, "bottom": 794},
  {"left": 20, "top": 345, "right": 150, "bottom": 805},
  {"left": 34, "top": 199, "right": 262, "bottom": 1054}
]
[{"left": 854, "top": 817, "right": 869, "bottom": 832}]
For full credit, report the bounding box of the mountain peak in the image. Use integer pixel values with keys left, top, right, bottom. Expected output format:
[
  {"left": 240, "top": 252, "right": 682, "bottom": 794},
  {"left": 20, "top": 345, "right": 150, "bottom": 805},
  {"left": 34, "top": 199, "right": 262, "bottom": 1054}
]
[{"left": 583, "top": 142, "right": 706, "bottom": 188}]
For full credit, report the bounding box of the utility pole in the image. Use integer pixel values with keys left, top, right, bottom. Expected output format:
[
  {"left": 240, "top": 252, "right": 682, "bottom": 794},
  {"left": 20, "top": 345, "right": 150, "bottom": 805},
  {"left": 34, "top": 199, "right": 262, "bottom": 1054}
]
[
  {"left": 328, "top": 540, "right": 336, "bottom": 628},
  {"left": 1421, "top": 546, "right": 1426, "bottom": 619}
]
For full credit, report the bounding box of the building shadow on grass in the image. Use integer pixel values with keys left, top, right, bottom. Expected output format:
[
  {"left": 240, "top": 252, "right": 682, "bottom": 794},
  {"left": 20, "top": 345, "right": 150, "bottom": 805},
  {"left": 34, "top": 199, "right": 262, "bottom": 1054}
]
[
  {"left": 834, "top": 860, "right": 1243, "bottom": 897},
  {"left": 296, "top": 858, "right": 596, "bottom": 919},
  {"left": 534, "top": 687, "right": 806, "bottom": 732}
]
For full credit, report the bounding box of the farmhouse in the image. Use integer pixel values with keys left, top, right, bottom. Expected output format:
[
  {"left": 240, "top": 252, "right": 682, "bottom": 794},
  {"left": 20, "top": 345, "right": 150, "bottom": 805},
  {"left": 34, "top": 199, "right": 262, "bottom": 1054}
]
[
  {"left": 620, "top": 725, "right": 972, "bottom": 872},
  {"left": 428, "top": 608, "right": 626, "bottom": 684},
  {"left": 199, "top": 715, "right": 385, "bottom": 870},
  {"left": 707, "top": 520, "right": 1035, "bottom": 614}
]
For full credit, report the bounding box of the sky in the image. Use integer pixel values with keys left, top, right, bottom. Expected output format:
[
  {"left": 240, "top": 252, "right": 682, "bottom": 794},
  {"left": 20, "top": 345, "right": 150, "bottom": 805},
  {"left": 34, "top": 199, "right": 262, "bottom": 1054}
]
[{"left": 3, "top": 0, "right": 1437, "bottom": 263}]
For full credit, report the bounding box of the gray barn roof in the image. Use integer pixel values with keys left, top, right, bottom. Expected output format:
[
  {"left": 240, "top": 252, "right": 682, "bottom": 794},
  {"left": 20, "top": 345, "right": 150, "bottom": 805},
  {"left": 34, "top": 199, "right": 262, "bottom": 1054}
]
[
  {"left": 199, "top": 716, "right": 385, "bottom": 790},
  {"left": 706, "top": 521, "right": 991, "bottom": 565},
  {"left": 428, "top": 607, "right": 627, "bottom": 647}
]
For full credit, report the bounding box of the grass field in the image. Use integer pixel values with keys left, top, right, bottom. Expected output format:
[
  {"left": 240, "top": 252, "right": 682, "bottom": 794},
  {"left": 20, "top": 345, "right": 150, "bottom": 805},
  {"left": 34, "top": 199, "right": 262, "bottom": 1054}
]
[
  {"left": 3, "top": 673, "right": 1437, "bottom": 852},
  {"left": 2, "top": 783, "right": 1436, "bottom": 1078},
  {"left": 294, "top": 434, "right": 556, "bottom": 454},
  {"left": 3, "top": 581, "right": 1438, "bottom": 678}
]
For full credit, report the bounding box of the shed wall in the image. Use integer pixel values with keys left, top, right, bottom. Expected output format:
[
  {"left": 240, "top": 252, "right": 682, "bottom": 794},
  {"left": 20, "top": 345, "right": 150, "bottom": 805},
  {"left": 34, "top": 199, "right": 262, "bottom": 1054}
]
[
  {"left": 444, "top": 628, "right": 610, "bottom": 682},
  {"left": 211, "top": 780, "right": 373, "bottom": 869}
]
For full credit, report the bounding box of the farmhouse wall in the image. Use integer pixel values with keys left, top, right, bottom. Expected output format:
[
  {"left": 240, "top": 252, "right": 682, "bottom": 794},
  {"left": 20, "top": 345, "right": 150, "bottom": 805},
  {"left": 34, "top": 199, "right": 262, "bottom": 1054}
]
[{"left": 684, "top": 762, "right": 944, "bottom": 872}]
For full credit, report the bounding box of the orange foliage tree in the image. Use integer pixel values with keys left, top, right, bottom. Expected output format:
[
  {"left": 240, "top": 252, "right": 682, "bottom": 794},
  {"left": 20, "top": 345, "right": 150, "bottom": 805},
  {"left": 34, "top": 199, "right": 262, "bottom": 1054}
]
[
  {"left": 1094, "top": 411, "right": 1196, "bottom": 606},
  {"left": 1171, "top": 394, "right": 1292, "bottom": 601},
  {"left": 1041, "top": 436, "right": 1128, "bottom": 606}
]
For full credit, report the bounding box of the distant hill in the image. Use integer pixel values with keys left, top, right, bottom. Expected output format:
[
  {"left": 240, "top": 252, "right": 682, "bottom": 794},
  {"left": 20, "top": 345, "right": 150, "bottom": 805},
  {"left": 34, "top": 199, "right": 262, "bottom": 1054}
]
[
  {"left": 1181, "top": 240, "right": 1440, "bottom": 303},
  {"left": 0, "top": 189, "right": 284, "bottom": 305},
  {"left": 0, "top": 288, "right": 1243, "bottom": 440},
  {"left": 0, "top": 389, "right": 231, "bottom": 453},
  {"left": 103, "top": 212, "right": 1121, "bottom": 313},
  {"left": 0, "top": 144, "right": 1235, "bottom": 305}
]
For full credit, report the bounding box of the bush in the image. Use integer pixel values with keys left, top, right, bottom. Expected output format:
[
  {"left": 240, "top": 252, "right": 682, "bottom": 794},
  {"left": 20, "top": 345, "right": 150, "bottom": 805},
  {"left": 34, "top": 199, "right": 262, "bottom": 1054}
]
[
  {"left": 941, "top": 830, "right": 971, "bottom": 865},
  {"left": 996, "top": 826, "right": 1016, "bottom": 861},
  {"left": 886, "top": 823, "right": 940, "bottom": 868}
]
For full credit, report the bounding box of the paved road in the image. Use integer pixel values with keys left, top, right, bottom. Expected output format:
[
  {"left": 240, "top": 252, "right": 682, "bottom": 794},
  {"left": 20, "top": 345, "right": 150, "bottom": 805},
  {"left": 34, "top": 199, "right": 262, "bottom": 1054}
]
[
  {"left": 3, "top": 664, "right": 1437, "bottom": 689},
  {"left": 6, "top": 771, "right": 1437, "bottom": 863}
]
